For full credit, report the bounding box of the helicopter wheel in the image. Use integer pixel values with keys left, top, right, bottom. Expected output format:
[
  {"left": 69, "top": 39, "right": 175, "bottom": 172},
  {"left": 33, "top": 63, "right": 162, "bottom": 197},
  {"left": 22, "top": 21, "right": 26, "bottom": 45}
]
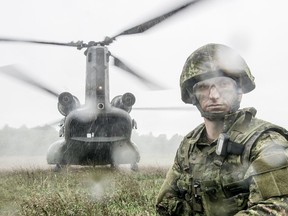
[
  {"left": 130, "top": 163, "right": 139, "bottom": 172},
  {"left": 110, "top": 163, "right": 119, "bottom": 170},
  {"left": 53, "top": 163, "right": 62, "bottom": 172}
]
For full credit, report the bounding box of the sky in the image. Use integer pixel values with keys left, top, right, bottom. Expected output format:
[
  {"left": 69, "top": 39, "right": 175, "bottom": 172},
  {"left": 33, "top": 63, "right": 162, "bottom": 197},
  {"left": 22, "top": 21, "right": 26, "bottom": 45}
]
[{"left": 0, "top": 0, "right": 287, "bottom": 138}]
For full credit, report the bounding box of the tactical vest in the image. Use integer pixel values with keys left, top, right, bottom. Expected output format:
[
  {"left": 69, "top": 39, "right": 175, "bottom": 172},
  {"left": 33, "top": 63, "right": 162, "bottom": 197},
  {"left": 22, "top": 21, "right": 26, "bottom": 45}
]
[{"left": 176, "top": 108, "right": 288, "bottom": 216}]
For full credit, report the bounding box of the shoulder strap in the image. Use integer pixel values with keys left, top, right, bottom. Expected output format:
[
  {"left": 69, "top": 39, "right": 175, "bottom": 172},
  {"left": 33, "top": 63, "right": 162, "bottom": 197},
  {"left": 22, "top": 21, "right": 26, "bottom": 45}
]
[
  {"left": 182, "top": 124, "right": 205, "bottom": 171},
  {"left": 242, "top": 131, "right": 262, "bottom": 165},
  {"left": 242, "top": 127, "right": 288, "bottom": 164},
  {"left": 226, "top": 109, "right": 288, "bottom": 164}
]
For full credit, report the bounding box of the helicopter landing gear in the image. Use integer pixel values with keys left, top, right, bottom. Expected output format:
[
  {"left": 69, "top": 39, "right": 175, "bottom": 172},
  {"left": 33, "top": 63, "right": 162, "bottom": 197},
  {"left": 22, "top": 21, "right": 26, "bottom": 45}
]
[
  {"left": 130, "top": 163, "right": 139, "bottom": 172},
  {"left": 110, "top": 163, "right": 119, "bottom": 170},
  {"left": 53, "top": 163, "right": 62, "bottom": 172}
]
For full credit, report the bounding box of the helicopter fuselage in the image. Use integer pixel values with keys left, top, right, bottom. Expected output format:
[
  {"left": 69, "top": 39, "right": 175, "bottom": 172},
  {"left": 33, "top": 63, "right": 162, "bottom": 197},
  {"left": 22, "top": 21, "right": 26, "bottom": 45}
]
[{"left": 47, "top": 45, "right": 140, "bottom": 168}]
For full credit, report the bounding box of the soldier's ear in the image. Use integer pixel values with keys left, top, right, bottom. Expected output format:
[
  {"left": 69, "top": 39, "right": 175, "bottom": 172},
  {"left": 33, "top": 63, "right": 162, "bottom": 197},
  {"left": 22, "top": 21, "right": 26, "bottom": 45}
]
[
  {"left": 186, "top": 87, "right": 198, "bottom": 105},
  {"left": 191, "top": 95, "right": 197, "bottom": 105}
]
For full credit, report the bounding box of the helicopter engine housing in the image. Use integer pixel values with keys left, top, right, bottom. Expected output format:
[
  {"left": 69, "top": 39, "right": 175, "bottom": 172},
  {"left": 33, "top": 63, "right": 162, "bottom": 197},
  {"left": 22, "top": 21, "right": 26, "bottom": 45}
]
[
  {"left": 57, "top": 92, "right": 80, "bottom": 116},
  {"left": 111, "top": 92, "right": 136, "bottom": 113}
]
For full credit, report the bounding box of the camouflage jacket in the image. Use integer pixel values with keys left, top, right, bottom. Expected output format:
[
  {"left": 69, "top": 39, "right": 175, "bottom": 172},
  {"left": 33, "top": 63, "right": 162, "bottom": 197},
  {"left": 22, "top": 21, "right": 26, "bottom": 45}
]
[{"left": 156, "top": 108, "right": 288, "bottom": 216}]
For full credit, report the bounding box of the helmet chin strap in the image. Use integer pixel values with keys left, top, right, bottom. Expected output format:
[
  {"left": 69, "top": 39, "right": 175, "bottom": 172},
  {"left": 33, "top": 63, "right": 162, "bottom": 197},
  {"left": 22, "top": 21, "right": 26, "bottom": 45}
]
[{"left": 194, "top": 98, "right": 241, "bottom": 121}]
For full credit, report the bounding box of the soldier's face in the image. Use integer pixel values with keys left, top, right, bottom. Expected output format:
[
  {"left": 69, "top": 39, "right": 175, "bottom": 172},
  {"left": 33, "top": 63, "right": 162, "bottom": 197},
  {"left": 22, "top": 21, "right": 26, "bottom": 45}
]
[{"left": 193, "top": 77, "right": 242, "bottom": 113}]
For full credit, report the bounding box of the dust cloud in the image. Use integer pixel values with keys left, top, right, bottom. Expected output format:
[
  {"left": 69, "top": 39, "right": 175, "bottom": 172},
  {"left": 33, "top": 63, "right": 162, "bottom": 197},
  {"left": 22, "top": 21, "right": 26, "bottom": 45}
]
[
  {"left": 0, "top": 155, "right": 49, "bottom": 171},
  {"left": 0, "top": 125, "right": 57, "bottom": 171},
  {"left": 0, "top": 152, "right": 175, "bottom": 171}
]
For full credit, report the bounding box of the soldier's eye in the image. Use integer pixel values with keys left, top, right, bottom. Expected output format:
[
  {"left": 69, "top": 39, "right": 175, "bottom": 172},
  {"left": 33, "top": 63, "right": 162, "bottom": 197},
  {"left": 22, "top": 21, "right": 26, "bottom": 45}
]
[
  {"left": 196, "top": 83, "right": 209, "bottom": 91},
  {"left": 219, "top": 81, "right": 229, "bottom": 87}
]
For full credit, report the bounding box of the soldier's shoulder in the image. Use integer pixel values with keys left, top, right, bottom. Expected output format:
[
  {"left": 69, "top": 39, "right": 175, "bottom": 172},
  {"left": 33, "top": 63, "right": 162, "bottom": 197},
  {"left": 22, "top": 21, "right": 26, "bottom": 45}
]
[
  {"left": 179, "top": 123, "right": 205, "bottom": 148},
  {"left": 184, "top": 123, "right": 204, "bottom": 138},
  {"left": 248, "top": 117, "right": 288, "bottom": 161},
  {"left": 250, "top": 116, "right": 288, "bottom": 138}
]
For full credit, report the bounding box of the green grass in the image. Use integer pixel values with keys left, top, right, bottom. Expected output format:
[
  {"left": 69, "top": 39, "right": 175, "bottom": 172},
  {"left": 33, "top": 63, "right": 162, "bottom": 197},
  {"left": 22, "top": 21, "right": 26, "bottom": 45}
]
[{"left": 0, "top": 166, "right": 169, "bottom": 216}]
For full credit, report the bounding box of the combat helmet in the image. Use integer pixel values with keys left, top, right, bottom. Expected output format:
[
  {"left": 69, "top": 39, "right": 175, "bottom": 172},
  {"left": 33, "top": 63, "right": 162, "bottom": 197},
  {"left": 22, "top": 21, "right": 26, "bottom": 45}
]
[{"left": 180, "top": 43, "right": 255, "bottom": 104}]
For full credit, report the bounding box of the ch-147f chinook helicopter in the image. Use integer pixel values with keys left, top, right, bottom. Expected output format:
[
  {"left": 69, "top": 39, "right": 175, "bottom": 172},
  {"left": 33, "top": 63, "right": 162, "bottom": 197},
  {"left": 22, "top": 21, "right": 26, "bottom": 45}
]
[{"left": 0, "top": 1, "right": 199, "bottom": 171}]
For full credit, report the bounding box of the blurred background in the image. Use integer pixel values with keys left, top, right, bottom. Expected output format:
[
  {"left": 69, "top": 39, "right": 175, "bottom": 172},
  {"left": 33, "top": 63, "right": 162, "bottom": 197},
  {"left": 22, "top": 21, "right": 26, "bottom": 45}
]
[{"left": 0, "top": 0, "right": 287, "bottom": 168}]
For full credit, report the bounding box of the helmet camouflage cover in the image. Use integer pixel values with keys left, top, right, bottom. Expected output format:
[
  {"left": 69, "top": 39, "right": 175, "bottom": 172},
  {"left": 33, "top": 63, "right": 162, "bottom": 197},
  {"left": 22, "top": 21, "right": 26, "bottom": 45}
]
[{"left": 180, "top": 43, "right": 255, "bottom": 104}]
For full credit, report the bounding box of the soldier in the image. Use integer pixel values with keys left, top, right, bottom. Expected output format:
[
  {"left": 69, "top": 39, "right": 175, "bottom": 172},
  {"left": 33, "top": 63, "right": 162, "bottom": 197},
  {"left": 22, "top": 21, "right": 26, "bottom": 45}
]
[{"left": 156, "top": 43, "right": 288, "bottom": 215}]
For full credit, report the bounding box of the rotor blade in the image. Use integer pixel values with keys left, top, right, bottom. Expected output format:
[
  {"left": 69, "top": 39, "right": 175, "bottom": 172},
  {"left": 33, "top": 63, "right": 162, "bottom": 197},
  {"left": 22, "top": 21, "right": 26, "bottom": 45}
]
[
  {"left": 133, "top": 106, "right": 194, "bottom": 111},
  {"left": 35, "top": 118, "right": 64, "bottom": 128},
  {"left": 0, "top": 37, "right": 82, "bottom": 48},
  {"left": 112, "top": 55, "right": 166, "bottom": 90},
  {"left": 112, "top": 0, "right": 201, "bottom": 39},
  {"left": 0, "top": 65, "right": 59, "bottom": 98}
]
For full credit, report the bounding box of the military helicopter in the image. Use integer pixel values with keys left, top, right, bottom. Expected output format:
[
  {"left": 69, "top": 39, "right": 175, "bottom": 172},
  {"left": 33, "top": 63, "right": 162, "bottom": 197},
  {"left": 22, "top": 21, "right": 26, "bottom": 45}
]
[{"left": 0, "top": 1, "right": 199, "bottom": 171}]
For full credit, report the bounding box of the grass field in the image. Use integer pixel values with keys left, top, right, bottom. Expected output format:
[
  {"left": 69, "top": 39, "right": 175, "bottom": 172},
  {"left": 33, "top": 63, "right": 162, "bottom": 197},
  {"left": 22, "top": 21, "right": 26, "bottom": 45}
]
[{"left": 0, "top": 165, "right": 169, "bottom": 216}]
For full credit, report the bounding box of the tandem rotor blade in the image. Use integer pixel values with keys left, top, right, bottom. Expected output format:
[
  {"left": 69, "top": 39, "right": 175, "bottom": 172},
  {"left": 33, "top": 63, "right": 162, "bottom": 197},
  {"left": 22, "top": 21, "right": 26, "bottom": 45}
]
[
  {"left": 0, "top": 65, "right": 59, "bottom": 98},
  {"left": 110, "top": 0, "right": 202, "bottom": 40},
  {"left": 112, "top": 55, "right": 166, "bottom": 90},
  {"left": 0, "top": 37, "right": 85, "bottom": 48},
  {"left": 133, "top": 106, "right": 195, "bottom": 111},
  {"left": 0, "top": 1, "right": 203, "bottom": 47}
]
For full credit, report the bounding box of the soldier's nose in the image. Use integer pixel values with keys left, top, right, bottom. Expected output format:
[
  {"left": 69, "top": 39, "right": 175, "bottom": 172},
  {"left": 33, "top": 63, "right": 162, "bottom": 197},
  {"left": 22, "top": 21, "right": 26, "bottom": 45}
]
[{"left": 209, "top": 86, "right": 220, "bottom": 100}]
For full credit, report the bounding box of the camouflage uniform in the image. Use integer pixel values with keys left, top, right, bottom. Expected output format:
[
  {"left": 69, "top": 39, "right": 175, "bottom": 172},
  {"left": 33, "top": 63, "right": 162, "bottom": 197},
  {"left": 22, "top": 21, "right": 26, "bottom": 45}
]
[
  {"left": 156, "top": 107, "right": 288, "bottom": 215},
  {"left": 156, "top": 43, "right": 288, "bottom": 215}
]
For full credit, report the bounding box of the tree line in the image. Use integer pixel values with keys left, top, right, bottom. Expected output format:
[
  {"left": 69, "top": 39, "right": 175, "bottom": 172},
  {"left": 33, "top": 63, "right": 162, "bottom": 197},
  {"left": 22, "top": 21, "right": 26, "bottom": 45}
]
[{"left": 0, "top": 125, "right": 183, "bottom": 156}]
